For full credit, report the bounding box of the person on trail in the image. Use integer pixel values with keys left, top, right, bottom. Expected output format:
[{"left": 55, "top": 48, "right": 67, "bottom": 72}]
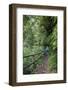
[{"left": 44, "top": 46, "right": 49, "bottom": 56}]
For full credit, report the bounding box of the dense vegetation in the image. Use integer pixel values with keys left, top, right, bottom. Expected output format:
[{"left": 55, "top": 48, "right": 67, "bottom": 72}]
[{"left": 23, "top": 15, "right": 57, "bottom": 74}]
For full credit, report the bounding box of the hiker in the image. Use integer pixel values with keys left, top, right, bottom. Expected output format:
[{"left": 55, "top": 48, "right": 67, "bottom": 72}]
[{"left": 44, "top": 46, "right": 49, "bottom": 56}]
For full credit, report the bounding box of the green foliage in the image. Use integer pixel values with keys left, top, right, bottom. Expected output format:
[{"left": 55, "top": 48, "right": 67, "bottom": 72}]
[
  {"left": 23, "top": 15, "right": 57, "bottom": 74},
  {"left": 48, "top": 53, "right": 57, "bottom": 73}
]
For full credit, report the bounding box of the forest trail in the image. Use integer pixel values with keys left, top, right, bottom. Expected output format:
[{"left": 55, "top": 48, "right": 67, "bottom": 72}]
[{"left": 33, "top": 55, "right": 48, "bottom": 74}]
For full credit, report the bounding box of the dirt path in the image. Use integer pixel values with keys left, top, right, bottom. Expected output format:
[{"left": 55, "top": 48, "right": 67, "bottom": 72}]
[{"left": 33, "top": 55, "right": 48, "bottom": 74}]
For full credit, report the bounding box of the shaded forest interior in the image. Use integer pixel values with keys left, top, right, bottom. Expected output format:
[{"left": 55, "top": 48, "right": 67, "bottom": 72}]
[{"left": 23, "top": 15, "right": 57, "bottom": 74}]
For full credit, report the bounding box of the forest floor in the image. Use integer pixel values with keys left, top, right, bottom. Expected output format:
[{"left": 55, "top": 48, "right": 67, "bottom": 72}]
[{"left": 33, "top": 55, "right": 49, "bottom": 74}]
